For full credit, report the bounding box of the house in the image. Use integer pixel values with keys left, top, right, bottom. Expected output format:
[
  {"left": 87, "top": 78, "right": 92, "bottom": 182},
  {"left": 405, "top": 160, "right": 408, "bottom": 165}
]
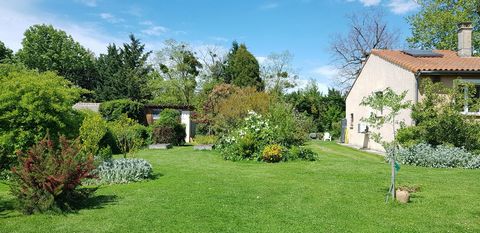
[
  {"left": 74, "top": 102, "right": 195, "bottom": 143},
  {"left": 346, "top": 22, "right": 480, "bottom": 151},
  {"left": 144, "top": 104, "right": 195, "bottom": 143}
]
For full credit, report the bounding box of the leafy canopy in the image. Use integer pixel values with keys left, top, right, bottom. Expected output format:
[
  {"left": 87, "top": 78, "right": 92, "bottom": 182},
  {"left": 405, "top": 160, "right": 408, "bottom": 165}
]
[
  {"left": 407, "top": 0, "right": 480, "bottom": 51},
  {"left": 17, "top": 24, "right": 97, "bottom": 92},
  {"left": 0, "top": 64, "right": 82, "bottom": 170}
]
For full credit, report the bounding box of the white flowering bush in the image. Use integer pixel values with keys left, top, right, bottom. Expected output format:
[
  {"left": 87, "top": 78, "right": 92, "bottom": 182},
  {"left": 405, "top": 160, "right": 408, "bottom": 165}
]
[
  {"left": 218, "top": 111, "right": 275, "bottom": 161},
  {"left": 90, "top": 158, "right": 153, "bottom": 184},
  {"left": 392, "top": 143, "right": 480, "bottom": 169}
]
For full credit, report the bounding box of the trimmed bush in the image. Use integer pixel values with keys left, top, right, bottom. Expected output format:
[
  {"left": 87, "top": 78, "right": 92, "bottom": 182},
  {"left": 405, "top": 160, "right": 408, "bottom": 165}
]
[
  {"left": 10, "top": 136, "right": 95, "bottom": 214},
  {"left": 287, "top": 147, "right": 319, "bottom": 161},
  {"left": 109, "top": 115, "right": 147, "bottom": 158},
  {"left": 262, "top": 144, "right": 284, "bottom": 163},
  {"left": 151, "top": 109, "right": 186, "bottom": 146},
  {"left": 79, "top": 111, "right": 108, "bottom": 156},
  {"left": 90, "top": 159, "right": 153, "bottom": 184},
  {"left": 99, "top": 99, "right": 145, "bottom": 124},
  {"left": 393, "top": 143, "right": 479, "bottom": 168}
]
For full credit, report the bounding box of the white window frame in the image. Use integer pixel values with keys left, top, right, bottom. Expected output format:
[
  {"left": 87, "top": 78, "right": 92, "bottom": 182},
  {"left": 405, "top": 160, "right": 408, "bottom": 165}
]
[
  {"left": 152, "top": 109, "right": 161, "bottom": 121},
  {"left": 459, "top": 79, "right": 480, "bottom": 115}
]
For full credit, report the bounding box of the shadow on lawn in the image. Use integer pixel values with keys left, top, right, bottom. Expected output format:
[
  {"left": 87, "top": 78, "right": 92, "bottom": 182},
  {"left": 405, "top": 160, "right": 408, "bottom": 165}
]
[
  {"left": 0, "top": 198, "right": 15, "bottom": 217},
  {"left": 0, "top": 190, "right": 118, "bottom": 218},
  {"left": 76, "top": 193, "right": 118, "bottom": 211}
]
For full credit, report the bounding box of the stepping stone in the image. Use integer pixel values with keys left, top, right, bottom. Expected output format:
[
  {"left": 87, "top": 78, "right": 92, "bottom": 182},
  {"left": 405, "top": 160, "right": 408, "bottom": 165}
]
[
  {"left": 149, "top": 144, "right": 172, "bottom": 149},
  {"left": 193, "top": 144, "right": 214, "bottom": 151}
]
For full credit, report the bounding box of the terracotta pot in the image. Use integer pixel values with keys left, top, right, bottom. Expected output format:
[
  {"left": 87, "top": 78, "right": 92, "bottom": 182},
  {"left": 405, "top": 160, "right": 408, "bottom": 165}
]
[{"left": 396, "top": 189, "right": 410, "bottom": 203}]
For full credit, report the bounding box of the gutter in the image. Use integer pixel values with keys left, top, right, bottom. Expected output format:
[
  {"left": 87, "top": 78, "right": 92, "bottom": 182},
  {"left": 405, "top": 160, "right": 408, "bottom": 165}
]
[{"left": 417, "top": 70, "right": 480, "bottom": 76}]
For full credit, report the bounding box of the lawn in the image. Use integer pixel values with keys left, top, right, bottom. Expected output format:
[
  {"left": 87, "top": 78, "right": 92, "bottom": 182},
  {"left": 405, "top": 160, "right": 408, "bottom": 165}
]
[{"left": 1, "top": 141, "right": 479, "bottom": 232}]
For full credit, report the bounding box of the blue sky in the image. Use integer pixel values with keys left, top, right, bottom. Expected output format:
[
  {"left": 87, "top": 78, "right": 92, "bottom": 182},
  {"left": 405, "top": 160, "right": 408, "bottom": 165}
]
[{"left": 0, "top": 0, "right": 419, "bottom": 92}]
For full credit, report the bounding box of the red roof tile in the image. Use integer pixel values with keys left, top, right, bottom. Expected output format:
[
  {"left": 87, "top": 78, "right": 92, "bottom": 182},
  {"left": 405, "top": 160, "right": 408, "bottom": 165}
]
[{"left": 371, "top": 49, "right": 480, "bottom": 73}]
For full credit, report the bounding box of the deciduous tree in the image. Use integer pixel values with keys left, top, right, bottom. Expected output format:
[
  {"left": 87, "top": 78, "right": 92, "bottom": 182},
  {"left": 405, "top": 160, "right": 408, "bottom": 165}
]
[
  {"left": 407, "top": 0, "right": 480, "bottom": 51},
  {"left": 261, "top": 51, "right": 297, "bottom": 95},
  {"left": 153, "top": 40, "right": 202, "bottom": 105},
  {"left": 17, "top": 24, "right": 97, "bottom": 92},
  {"left": 329, "top": 10, "right": 398, "bottom": 91}
]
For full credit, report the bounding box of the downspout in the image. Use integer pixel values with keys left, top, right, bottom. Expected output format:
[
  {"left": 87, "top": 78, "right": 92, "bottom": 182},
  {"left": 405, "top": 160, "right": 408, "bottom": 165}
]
[
  {"left": 413, "top": 72, "right": 421, "bottom": 126},
  {"left": 414, "top": 71, "right": 421, "bottom": 104}
]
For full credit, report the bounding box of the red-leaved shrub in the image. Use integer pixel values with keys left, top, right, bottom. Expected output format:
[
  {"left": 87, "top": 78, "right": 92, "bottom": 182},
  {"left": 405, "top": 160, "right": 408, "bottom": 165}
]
[{"left": 10, "top": 136, "right": 95, "bottom": 214}]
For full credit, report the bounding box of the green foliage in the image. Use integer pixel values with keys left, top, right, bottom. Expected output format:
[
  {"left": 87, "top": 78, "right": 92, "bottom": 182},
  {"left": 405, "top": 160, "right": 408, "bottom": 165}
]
[
  {"left": 261, "top": 51, "right": 297, "bottom": 94},
  {"left": 218, "top": 101, "right": 314, "bottom": 162},
  {"left": 267, "top": 101, "right": 313, "bottom": 147},
  {"left": 0, "top": 40, "right": 13, "bottom": 63},
  {"left": 152, "top": 126, "right": 186, "bottom": 146},
  {"left": 80, "top": 111, "right": 108, "bottom": 156},
  {"left": 153, "top": 109, "right": 181, "bottom": 127},
  {"left": 218, "top": 111, "right": 274, "bottom": 161},
  {"left": 286, "top": 146, "right": 319, "bottom": 161},
  {"left": 286, "top": 83, "right": 345, "bottom": 136},
  {"left": 224, "top": 42, "right": 264, "bottom": 90},
  {"left": 214, "top": 87, "right": 271, "bottom": 135},
  {"left": 154, "top": 40, "right": 202, "bottom": 104},
  {"left": 397, "top": 79, "right": 480, "bottom": 152},
  {"left": 95, "top": 35, "right": 152, "bottom": 101},
  {"left": 392, "top": 143, "right": 480, "bottom": 169},
  {"left": 195, "top": 84, "right": 240, "bottom": 135},
  {"left": 109, "top": 115, "right": 146, "bottom": 158},
  {"left": 0, "top": 65, "right": 82, "bottom": 170},
  {"left": 360, "top": 88, "right": 411, "bottom": 144},
  {"left": 10, "top": 136, "right": 95, "bottom": 214},
  {"left": 151, "top": 109, "right": 185, "bottom": 146},
  {"left": 89, "top": 158, "right": 152, "bottom": 184},
  {"left": 17, "top": 24, "right": 97, "bottom": 92},
  {"left": 193, "top": 135, "right": 218, "bottom": 145},
  {"left": 97, "top": 146, "right": 113, "bottom": 161},
  {"left": 262, "top": 144, "right": 284, "bottom": 163},
  {"left": 407, "top": 0, "right": 480, "bottom": 51},
  {"left": 99, "top": 99, "right": 146, "bottom": 124}
]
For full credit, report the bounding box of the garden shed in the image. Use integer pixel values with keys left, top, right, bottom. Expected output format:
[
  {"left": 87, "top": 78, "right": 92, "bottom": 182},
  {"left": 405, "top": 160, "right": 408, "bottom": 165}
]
[{"left": 145, "top": 104, "right": 195, "bottom": 143}]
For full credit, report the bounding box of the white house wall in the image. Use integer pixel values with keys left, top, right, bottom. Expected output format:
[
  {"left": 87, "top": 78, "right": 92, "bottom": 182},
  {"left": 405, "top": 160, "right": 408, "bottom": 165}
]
[{"left": 346, "top": 54, "right": 417, "bottom": 151}]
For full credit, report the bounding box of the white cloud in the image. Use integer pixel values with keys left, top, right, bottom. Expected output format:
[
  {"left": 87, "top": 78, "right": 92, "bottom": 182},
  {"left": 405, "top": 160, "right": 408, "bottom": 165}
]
[
  {"left": 387, "top": 0, "right": 419, "bottom": 14},
  {"left": 0, "top": 1, "right": 120, "bottom": 55},
  {"left": 141, "top": 25, "right": 168, "bottom": 36},
  {"left": 359, "top": 0, "right": 381, "bottom": 6},
  {"left": 260, "top": 3, "right": 279, "bottom": 10},
  {"left": 99, "top": 13, "right": 124, "bottom": 23},
  {"left": 140, "top": 20, "right": 170, "bottom": 36},
  {"left": 311, "top": 65, "right": 339, "bottom": 79},
  {"left": 290, "top": 79, "right": 329, "bottom": 94},
  {"left": 76, "top": 0, "right": 97, "bottom": 7},
  {"left": 348, "top": 0, "right": 418, "bottom": 14},
  {"left": 209, "top": 36, "right": 229, "bottom": 42},
  {"left": 256, "top": 56, "right": 267, "bottom": 64}
]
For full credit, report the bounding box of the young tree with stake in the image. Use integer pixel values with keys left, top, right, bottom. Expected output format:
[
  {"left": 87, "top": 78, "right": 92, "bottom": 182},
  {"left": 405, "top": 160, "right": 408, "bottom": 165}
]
[{"left": 360, "top": 88, "right": 411, "bottom": 201}]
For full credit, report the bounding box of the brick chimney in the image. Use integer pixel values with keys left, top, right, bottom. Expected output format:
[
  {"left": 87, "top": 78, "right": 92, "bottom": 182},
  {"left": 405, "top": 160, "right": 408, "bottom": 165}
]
[{"left": 458, "top": 22, "right": 473, "bottom": 57}]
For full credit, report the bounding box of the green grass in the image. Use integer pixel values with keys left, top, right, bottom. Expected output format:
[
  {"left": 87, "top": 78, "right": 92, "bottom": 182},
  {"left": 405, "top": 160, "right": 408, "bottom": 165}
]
[{"left": 1, "top": 141, "right": 479, "bottom": 232}]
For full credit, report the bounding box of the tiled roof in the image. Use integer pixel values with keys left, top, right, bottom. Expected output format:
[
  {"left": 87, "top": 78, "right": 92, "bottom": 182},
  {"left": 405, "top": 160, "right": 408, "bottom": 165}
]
[{"left": 371, "top": 49, "right": 480, "bottom": 73}]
